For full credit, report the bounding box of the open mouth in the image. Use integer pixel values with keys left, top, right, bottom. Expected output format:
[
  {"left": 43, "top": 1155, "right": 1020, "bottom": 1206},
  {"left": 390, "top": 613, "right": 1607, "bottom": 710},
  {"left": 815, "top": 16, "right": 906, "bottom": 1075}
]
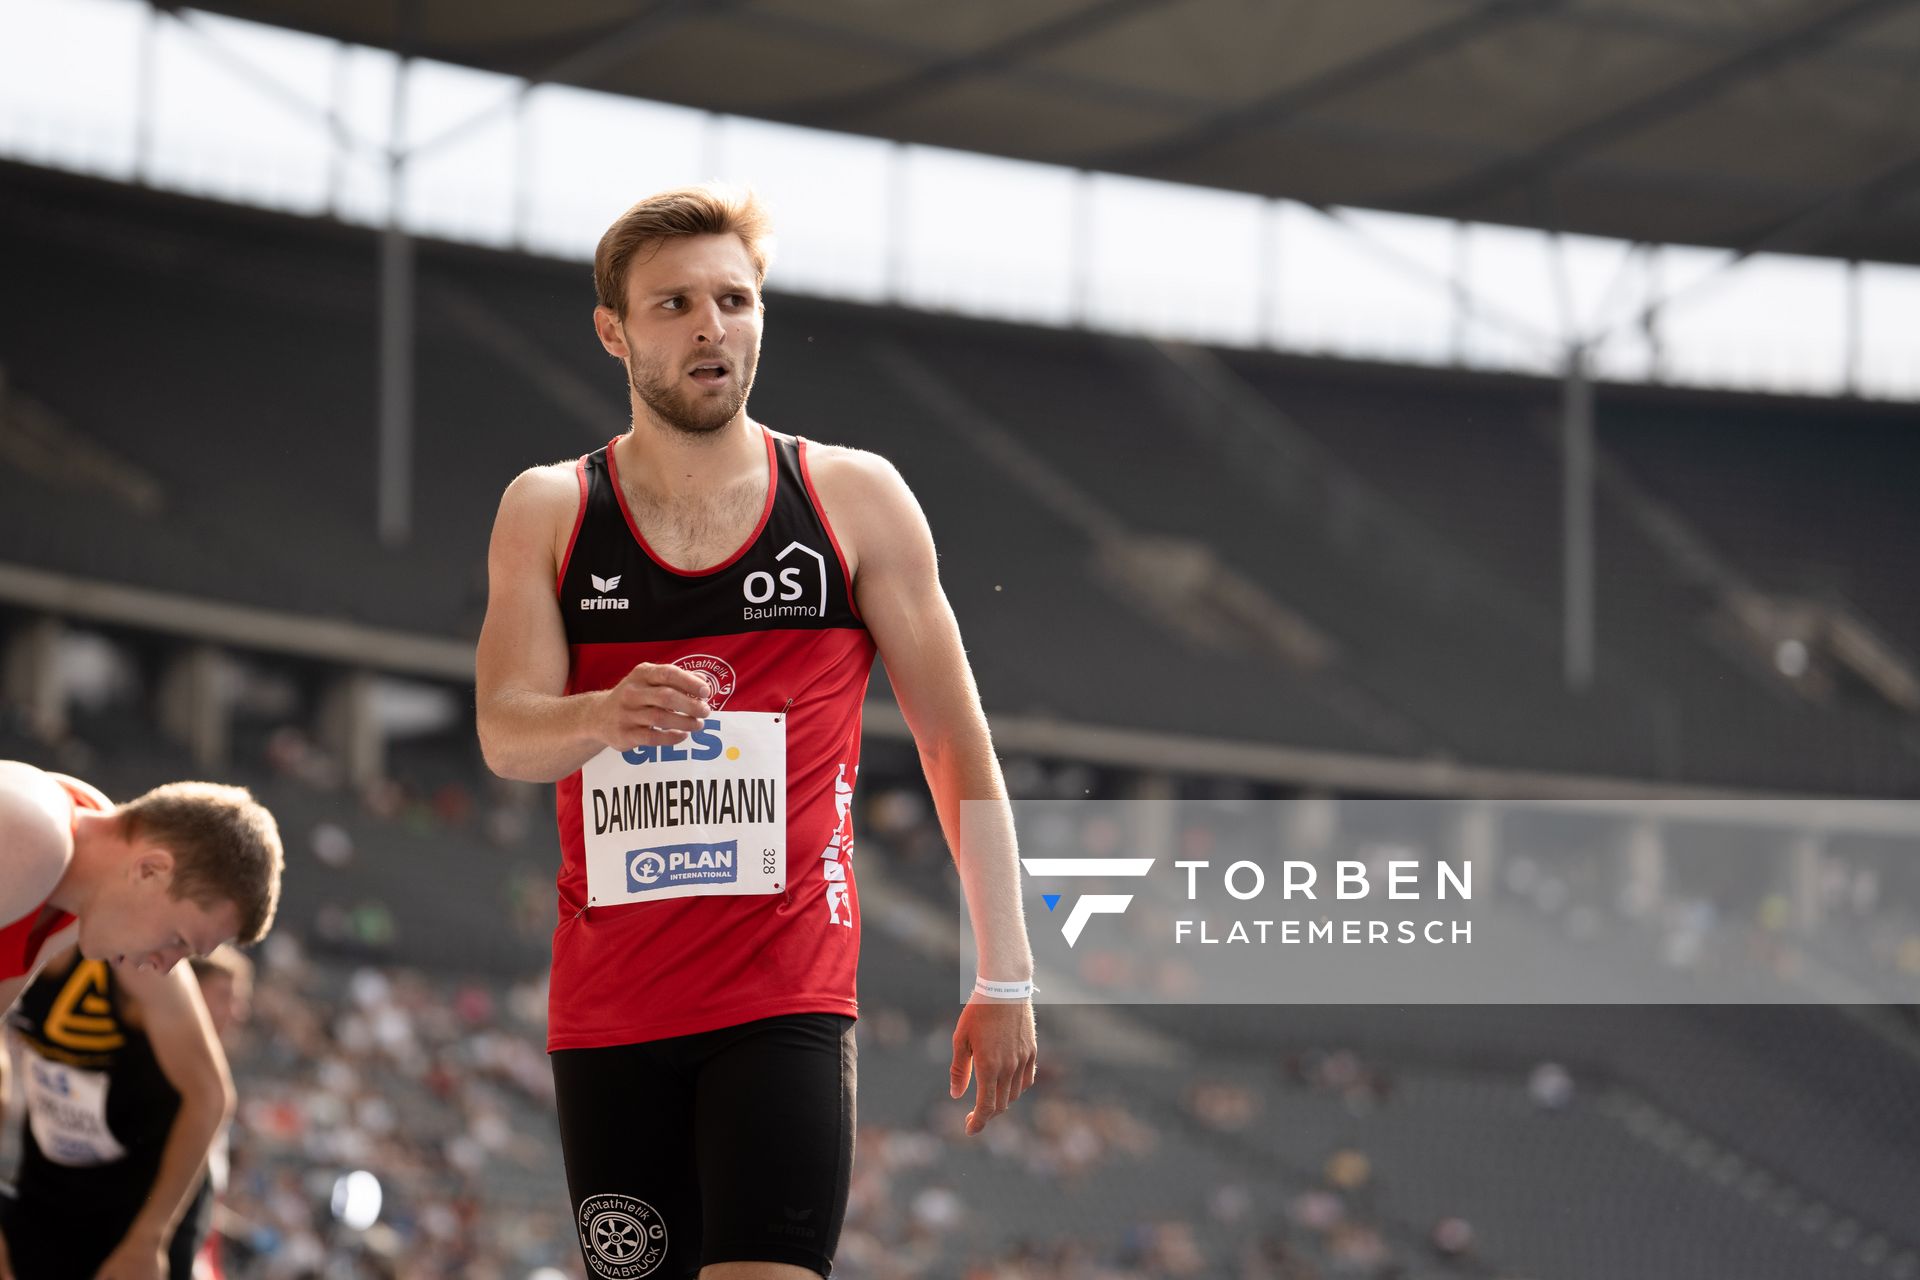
[{"left": 688, "top": 363, "right": 730, "bottom": 387}]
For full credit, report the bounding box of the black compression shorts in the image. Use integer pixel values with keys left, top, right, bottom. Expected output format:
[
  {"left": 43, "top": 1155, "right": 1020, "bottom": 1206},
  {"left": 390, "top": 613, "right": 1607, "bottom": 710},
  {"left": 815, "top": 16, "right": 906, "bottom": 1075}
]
[
  {"left": 552, "top": 1012, "right": 856, "bottom": 1280},
  {"left": 0, "top": 1173, "right": 212, "bottom": 1279}
]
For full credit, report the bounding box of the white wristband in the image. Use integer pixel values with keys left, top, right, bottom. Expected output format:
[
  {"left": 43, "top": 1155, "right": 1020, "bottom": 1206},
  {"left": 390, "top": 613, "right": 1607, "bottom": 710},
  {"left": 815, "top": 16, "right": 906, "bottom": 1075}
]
[{"left": 974, "top": 977, "right": 1037, "bottom": 1000}]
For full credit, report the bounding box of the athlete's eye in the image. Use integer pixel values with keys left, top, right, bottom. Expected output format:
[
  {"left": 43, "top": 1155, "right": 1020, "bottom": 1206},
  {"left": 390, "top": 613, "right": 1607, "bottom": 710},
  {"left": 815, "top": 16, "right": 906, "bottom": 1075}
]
[
  {"left": 725, "top": 294, "right": 747, "bottom": 307},
  {"left": 663, "top": 297, "right": 684, "bottom": 310}
]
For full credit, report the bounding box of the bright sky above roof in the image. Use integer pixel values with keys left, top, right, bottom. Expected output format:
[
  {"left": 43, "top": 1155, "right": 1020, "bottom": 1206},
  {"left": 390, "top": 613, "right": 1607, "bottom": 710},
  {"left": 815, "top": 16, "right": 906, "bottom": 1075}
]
[{"left": 2, "top": 0, "right": 1915, "bottom": 400}]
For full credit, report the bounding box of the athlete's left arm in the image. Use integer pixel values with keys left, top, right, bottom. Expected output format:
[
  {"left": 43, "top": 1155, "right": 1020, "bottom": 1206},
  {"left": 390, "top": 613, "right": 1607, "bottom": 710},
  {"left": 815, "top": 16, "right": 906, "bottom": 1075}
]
[
  {"left": 95, "top": 961, "right": 235, "bottom": 1280},
  {"left": 811, "top": 447, "right": 1037, "bottom": 1135}
]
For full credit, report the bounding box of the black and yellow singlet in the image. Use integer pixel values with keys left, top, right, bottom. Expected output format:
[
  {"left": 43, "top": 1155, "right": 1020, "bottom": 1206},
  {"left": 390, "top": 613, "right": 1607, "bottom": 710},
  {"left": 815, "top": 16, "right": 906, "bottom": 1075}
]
[{"left": 1, "top": 954, "right": 212, "bottom": 1278}]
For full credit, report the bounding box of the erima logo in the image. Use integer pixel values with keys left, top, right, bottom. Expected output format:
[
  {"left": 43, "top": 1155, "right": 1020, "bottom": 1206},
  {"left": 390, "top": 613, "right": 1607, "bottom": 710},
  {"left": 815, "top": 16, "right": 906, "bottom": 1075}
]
[
  {"left": 1020, "top": 858, "right": 1156, "bottom": 947},
  {"left": 582, "top": 572, "right": 629, "bottom": 611}
]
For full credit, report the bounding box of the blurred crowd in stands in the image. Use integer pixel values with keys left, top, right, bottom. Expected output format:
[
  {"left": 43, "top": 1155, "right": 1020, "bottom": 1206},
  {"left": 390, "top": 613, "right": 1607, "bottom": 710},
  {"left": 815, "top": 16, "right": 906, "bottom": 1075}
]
[
  {"left": 5, "top": 696, "right": 1916, "bottom": 1279},
  {"left": 201, "top": 945, "right": 1541, "bottom": 1280}
]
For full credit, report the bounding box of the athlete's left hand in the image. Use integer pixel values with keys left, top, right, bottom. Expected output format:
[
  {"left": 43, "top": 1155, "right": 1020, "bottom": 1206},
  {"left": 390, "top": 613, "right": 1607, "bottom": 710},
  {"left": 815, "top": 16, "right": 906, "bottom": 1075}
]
[
  {"left": 91, "top": 1232, "right": 166, "bottom": 1280},
  {"left": 950, "top": 995, "right": 1038, "bottom": 1135}
]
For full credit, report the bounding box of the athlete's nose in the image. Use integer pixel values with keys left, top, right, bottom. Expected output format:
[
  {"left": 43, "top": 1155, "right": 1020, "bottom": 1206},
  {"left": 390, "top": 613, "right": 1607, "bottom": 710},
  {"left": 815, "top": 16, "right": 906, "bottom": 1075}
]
[{"left": 693, "top": 299, "right": 728, "bottom": 347}]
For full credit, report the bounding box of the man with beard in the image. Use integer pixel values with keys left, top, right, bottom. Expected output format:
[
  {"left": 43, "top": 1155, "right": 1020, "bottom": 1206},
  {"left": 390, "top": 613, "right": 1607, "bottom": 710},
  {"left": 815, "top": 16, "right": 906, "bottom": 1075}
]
[{"left": 475, "top": 185, "right": 1036, "bottom": 1280}]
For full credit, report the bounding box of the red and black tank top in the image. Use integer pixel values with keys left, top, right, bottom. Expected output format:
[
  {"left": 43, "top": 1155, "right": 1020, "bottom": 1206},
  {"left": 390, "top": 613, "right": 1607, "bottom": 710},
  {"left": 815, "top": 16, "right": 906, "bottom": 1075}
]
[
  {"left": 0, "top": 776, "right": 101, "bottom": 982},
  {"left": 548, "top": 424, "right": 876, "bottom": 1049}
]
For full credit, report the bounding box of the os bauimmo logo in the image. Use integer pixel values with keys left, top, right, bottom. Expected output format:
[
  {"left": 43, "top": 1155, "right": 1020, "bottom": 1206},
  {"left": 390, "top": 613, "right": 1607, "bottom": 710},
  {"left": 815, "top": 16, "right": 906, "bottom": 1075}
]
[{"left": 742, "top": 542, "right": 827, "bottom": 621}]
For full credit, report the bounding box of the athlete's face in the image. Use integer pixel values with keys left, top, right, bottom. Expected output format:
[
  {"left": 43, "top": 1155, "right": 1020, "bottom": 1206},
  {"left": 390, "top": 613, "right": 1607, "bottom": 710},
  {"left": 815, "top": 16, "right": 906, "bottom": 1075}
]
[
  {"left": 77, "top": 848, "right": 241, "bottom": 975},
  {"left": 598, "top": 233, "right": 763, "bottom": 439},
  {"left": 196, "top": 971, "right": 249, "bottom": 1039}
]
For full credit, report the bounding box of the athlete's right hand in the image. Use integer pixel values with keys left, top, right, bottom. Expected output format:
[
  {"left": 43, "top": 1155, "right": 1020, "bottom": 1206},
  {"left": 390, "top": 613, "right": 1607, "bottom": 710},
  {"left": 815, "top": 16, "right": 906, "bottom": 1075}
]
[
  {"left": 0, "top": 1224, "right": 14, "bottom": 1280},
  {"left": 594, "top": 663, "right": 714, "bottom": 751}
]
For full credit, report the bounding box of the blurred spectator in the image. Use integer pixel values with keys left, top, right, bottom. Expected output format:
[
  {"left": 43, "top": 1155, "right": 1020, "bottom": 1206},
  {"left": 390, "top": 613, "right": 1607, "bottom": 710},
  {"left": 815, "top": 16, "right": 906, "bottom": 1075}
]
[
  {"left": 310, "top": 820, "right": 354, "bottom": 868},
  {"left": 1429, "top": 1216, "right": 1475, "bottom": 1261},
  {"left": 1527, "top": 1062, "right": 1574, "bottom": 1111}
]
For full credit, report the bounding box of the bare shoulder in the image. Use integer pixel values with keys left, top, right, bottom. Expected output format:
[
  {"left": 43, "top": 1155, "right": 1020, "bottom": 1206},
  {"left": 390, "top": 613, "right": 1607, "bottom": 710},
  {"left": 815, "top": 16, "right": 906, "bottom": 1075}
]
[
  {"left": 498, "top": 461, "right": 581, "bottom": 521},
  {"left": 799, "top": 441, "right": 933, "bottom": 581},
  {"left": 491, "top": 461, "right": 584, "bottom": 570},
  {"left": 802, "top": 439, "right": 898, "bottom": 478},
  {"left": 0, "top": 762, "right": 75, "bottom": 919},
  {"left": 801, "top": 441, "right": 916, "bottom": 518}
]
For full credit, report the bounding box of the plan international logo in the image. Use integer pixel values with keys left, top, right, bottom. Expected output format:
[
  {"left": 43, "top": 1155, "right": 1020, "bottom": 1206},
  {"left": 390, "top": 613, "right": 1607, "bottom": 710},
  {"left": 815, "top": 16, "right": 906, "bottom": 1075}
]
[{"left": 1019, "top": 857, "right": 1156, "bottom": 947}]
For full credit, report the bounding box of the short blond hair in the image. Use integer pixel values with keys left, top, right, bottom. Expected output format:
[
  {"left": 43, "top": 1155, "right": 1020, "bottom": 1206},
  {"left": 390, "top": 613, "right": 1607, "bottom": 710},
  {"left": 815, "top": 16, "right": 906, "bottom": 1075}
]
[
  {"left": 594, "top": 184, "right": 773, "bottom": 319},
  {"left": 118, "top": 782, "right": 284, "bottom": 945}
]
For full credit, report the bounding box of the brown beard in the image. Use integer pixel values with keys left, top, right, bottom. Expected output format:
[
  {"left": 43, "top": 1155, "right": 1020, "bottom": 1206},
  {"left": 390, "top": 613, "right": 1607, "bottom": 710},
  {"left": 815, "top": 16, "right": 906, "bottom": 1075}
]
[{"left": 623, "top": 341, "right": 756, "bottom": 439}]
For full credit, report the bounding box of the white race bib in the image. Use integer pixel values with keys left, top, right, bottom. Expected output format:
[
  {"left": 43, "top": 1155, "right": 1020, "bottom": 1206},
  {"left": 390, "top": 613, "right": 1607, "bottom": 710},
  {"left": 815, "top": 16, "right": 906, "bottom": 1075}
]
[
  {"left": 22, "top": 1048, "right": 128, "bottom": 1166},
  {"left": 579, "top": 711, "right": 787, "bottom": 906}
]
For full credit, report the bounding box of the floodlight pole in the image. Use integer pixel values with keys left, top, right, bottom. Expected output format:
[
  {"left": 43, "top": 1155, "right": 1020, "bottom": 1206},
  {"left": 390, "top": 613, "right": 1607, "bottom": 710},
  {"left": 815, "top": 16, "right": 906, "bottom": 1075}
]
[
  {"left": 1069, "top": 170, "right": 1093, "bottom": 327},
  {"left": 135, "top": 4, "right": 161, "bottom": 184},
  {"left": 1561, "top": 341, "right": 1595, "bottom": 692},
  {"left": 885, "top": 141, "right": 909, "bottom": 304},
  {"left": 378, "top": 62, "right": 414, "bottom": 549},
  {"left": 1844, "top": 259, "right": 1862, "bottom": 397}
]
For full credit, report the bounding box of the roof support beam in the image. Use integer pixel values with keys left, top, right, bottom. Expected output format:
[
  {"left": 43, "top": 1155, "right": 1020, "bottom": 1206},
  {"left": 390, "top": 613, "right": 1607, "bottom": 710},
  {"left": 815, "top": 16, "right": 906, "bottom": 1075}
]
[
  {"left": 1592, "top": 142, "right": 1920, "bottom": 344},
  {"left": 1098, "top": 0, "right": 1553, "bottom": 172},
  {"left": 407, "top": 0, "right": 742, "bottom": 160},
  {"left": 1727, "top": 145, "right": 1920, "bottom": 262},
  {"left": 1410, "top": 0, "right": 1911, "bottom": 213},
  {"left": 786, "top": 0, "right": 1181, "bottom": 125}
]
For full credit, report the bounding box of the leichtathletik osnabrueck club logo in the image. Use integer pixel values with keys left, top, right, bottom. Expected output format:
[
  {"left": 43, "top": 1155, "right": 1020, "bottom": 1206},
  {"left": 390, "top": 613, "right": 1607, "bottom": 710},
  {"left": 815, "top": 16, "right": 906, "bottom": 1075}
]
[
  {"left": 1020, "top": 857, "right": 1156, "bottom": 946},
  {"left": 577, "top": 1193, "right": 667, "bottom": 1279},
  {"left": 671, "top": 654, "right": 736, "bottom": 709}
]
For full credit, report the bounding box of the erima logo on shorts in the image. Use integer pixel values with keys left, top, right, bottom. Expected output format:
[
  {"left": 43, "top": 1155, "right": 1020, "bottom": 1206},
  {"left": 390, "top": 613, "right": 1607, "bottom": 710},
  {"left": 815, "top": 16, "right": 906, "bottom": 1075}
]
[
  {"left": 1020, "top": 858, "right": 1157, "bottom": 947},
  {"left": 583, "top": 572, "right": 629, "bottom": 611},
  {"left": 577, "top": 1193, "right": 667, "bottom": 1279},
  {"left": 628, "top": 840, "right": 740, "bottom": 893}
]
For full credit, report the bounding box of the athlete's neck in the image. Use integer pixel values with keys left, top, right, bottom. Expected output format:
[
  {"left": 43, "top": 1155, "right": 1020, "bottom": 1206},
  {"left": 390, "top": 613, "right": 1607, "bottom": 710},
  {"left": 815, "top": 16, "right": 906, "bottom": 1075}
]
[
  {"left": 43, "top": 811, "right": 115, "bottom": 916},
  {"left": 614, "top": 415, "right": 765, "bottom": 506}
]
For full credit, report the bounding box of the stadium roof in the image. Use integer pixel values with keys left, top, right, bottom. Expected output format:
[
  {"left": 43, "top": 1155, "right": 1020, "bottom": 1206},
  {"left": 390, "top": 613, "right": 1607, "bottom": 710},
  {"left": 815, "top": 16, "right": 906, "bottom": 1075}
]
[{"left": 186, "top": 0, "right": 1920, "bottom": 266}]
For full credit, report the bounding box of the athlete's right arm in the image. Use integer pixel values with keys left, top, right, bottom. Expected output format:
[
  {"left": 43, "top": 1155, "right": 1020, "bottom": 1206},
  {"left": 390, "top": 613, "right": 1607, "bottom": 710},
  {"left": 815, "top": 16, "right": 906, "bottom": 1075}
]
[
  {"left": 0, "top": 761, "right": 72, "bottom": 925},
  {"left": 475, "top": 466, "right": 712, "bottom": 783},
  {"left": 0, "top": 975, "right": 25, "bottom": 1024}
]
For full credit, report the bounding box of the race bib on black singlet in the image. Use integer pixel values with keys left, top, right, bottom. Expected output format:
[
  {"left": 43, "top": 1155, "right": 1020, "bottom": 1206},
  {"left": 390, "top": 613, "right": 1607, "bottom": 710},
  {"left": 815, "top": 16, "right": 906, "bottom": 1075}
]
[
  {"left": 579, "top": 711, "right": 787, "bottom": 906},
  {"left": 21, "top": 1047, "right": 128, "bottom": 1166}
]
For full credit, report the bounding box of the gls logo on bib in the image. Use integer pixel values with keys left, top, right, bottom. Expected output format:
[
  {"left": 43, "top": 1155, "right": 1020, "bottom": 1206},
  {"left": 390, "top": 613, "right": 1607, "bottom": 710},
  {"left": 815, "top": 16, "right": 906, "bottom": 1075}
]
[{"left": 620, "top": 720, "right": 731, "bottom": 765}]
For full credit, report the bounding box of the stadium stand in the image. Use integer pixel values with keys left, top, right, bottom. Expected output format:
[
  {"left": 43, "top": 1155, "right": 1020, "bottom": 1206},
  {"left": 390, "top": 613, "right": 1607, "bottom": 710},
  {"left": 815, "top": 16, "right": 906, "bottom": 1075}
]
[
  {"left": 4, "top": 160, "right": 1916, "bottom": 794},
  {"left": 5, "top": 707, "right": 1920, "bottom": 1278}
]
